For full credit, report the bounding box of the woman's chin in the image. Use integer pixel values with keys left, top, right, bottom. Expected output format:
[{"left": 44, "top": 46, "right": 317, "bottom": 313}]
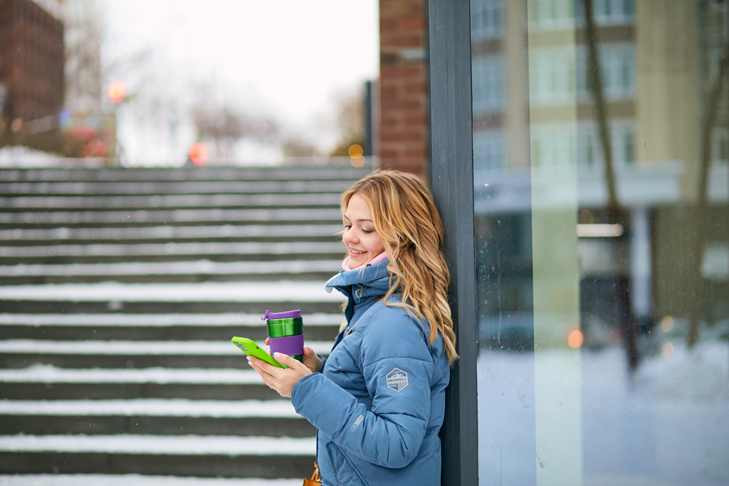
[{"left": 348, "top": 255, "right": 369, "bottom": 268}]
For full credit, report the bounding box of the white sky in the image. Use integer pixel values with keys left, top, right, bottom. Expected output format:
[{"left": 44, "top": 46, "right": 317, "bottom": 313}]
[{"left": 98, "top": 0, "right": 379, "bottom": 164}]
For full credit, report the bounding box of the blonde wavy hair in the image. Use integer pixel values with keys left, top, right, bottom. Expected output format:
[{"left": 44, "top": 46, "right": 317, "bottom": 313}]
[{"left": 341, "top": 169, "right": 459, "bottom": 365}]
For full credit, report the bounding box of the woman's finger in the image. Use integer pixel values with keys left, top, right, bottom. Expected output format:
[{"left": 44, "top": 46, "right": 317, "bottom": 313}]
[{"left": 248, "top": 356, "right": 283, "bottom": 379}]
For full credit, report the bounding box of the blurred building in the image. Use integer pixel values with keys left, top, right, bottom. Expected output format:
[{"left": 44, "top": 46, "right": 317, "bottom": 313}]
[
  {"left": 469, "top": 0, "right": 729, "bottom": 352},
  {"left": 0, "top": 0, "right": 64, "bottom": 146}
]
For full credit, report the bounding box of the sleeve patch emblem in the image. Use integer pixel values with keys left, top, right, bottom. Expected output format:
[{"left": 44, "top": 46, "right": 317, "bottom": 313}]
[{"left": 386, "top": 368, "right": 409, "bottom": 392}]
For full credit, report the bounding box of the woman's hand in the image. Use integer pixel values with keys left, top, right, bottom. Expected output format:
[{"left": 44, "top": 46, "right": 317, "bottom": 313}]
[
  {"left": 264, "top": 338, "right": 322, "bottom": 373},
  {"left": 301, "top": 346, "right": 322, "bottom": 373},
  {"left": 248, "top": 353, "right": 312, "bottom": 398}
]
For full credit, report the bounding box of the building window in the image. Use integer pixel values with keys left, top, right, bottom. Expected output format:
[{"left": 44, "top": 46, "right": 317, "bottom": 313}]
[
  {"left": 611, "top": 122, "right": 636, "bottom": 166},
  {"left": 531, "top": 44, "right": 634, "bottom": 106},
  {"left": 713, "top": 127, "right": 729, "bottom": 165},
  {"left": 472, "top": 0, "right": 504, "bottom": 41},
  {"left": 474, "top": 130, "right": 505, "bottom": 170},
  {"left": 532, "top": 0, "right": 634, "bottom": 31},
  {"left": 473, "top": 55, "right": 504, "bottom": 114}
]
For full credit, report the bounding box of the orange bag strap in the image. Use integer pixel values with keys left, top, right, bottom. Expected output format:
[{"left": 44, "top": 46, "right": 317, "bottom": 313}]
[{"left": 303, "top": 461, "right": 321, "bottom": 486}]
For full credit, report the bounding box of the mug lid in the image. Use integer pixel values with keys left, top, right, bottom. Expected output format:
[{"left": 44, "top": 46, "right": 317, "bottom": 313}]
[{"left": 262, "top": 309, "right": 301, "bottom": 320}]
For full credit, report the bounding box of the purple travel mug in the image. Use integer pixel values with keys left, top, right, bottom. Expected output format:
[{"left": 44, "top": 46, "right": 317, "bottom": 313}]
[{"left": 262, "top": 309, "right": 304, "bottom": 362}]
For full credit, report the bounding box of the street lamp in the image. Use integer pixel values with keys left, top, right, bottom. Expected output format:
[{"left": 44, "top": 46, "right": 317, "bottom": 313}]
[{"left": 107, "top": 81, "right": 127, "bottom": 165}]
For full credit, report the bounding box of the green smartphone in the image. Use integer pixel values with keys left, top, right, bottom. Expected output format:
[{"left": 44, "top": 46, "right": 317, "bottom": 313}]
[{"left": 230, "top": 336, "right": 287, "bottom": 368}]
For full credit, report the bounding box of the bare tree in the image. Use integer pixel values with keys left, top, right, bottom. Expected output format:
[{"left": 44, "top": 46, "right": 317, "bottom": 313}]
[
  {"left": 64, "top": 1, "right": 104, "bottom": 114},
  {"left": 329, "top": 88, "right": 365, "bottom": 156},
  {"left": 190, "top": 85, "right": 281, "bottom": 160},
  {"left": 687, "top": 41, "right": 729, "bottom": 348},
  {"left": 582, "top": 0, "right": 638, "bottom": 371}
]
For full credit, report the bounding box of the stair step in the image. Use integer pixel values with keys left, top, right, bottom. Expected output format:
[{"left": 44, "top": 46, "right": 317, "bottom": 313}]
[
  {"left": 0, "top": 433, "right": 314, "bottom": 454},
  {"left": 0, "top": 313, "right": 343, "bottom": 341},
  {"left": 0, "top": 399, "right": 315, "bottom": 437},
  {"left": 0, "top": 475, "right": 303, "bottom": 485},
  {"left": 0, "top": 340, "right": 332, "bottom": 354},
  {"left": 0, "top": 281, "right": 344, "bottom": 313},
  {"left": 0, "top": 207, "right": 341, "bottom": 227},
  {"left": 0, "top": 398, "right": 299, "bottom": 417},
  {"left": 0, "top": 366, "right": 286, "bottom": 400},
  {"left": 0, "top": 312, "right": 342, "bottom": 327},
  {"left": 0, "top": 180, "right": 353, "bottom": 197},
  {"left": 0, "top": 223, "right": 343, "bottom": 244},
  {"left": 0, "top": 259, "right": 341, "bottom": 284},
  {"left": 0, "top": 339, "right": 332, "bottom": 369},
  {"left": 0, "top": 193, "right": 340, "bottom": 210},
  {"left": 0, "top": 435, "right": 314, "bottom": 478},
  {"left": 0, "top": 165, "right": 368, "bottom": 182},
  {"left": 0, "top": 241, "right": 342, "bottom": 259}
]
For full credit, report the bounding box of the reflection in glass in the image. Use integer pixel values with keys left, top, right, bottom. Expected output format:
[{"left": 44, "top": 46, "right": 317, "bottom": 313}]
[{"left": 472, "top": 0, "right": 729, "bottom": 484}]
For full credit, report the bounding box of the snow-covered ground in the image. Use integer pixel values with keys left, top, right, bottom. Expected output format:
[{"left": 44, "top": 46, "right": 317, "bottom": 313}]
[
  {"left": 0, "top": 147, "right": 105, "bottom": 168},
  {"left": 478, "top": 341, "right": 729, "bottom": 485}
]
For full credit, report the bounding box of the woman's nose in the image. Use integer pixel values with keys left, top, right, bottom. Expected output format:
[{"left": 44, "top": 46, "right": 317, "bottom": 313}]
[{"left": 343, "top": 228, "right": 358, "bottom": 244}]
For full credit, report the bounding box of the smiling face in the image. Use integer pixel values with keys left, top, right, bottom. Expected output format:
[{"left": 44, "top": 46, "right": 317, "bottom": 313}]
[{"left": 342, "top": 193, "right": 386, "bottom": 268}]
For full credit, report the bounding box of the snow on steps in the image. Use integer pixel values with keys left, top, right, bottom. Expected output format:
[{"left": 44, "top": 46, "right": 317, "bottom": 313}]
[
  {"left": 0, "top": 399, "right": 316, "bottom": 438},
  {"left": 0, "top": 366, "right": 315, "bottom": 400},
  {"left": 0, "top": 339, "right": 332, "bottom": 356},
  {"left": 0, "top": 312, "right": 342, "bottom": 327},
  {"left": 0, "top": 223, "right": 342, "bottom": 242},
  {"left": 0, "top": 475, "right": 302, "bottom": 486},
  {"left": 0, "top": 282, "right": 345, "bottom": 302},
  {"left": 0, "top": 435, "right": 315, "bottom": 478}
]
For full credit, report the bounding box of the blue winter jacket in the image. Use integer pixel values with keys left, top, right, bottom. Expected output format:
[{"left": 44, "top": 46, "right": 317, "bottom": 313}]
[{"left": 291, "top": 257, "right": 451, "bottom": 486}]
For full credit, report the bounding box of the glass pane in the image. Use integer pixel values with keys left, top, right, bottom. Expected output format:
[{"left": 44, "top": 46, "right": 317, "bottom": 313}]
[{"left": 472, "top": 0, "right": 729, "bottom": 484}]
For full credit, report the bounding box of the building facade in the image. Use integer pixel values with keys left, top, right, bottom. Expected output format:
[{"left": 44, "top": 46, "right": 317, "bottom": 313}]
[{"left": 0, "top": 0, "right": 64, "bottom": 147}]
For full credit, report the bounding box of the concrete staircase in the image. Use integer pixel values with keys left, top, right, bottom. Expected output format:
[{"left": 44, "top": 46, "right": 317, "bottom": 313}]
[{"left": 0, "top": 165, "right": 364, "bottom": 482}]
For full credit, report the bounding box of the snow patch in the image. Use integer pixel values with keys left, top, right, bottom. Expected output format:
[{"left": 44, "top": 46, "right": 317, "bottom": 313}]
[
  {"left": 0, "top": 366, "right": 262, "bottom": 384},
  {"left": 0, "top": 399, "right": 299, "bottom": 418},
  {"left": 0, "top": 259, "right": 341, "bottom": 277},
  {"left": 0, "top": 313, "right": 342, "bottom": 327},
  {"left": 0, "top": 475, "right": 301, "bottom": 486},
  {"left": 0, "top": 241, "right": 342, "bottom": 258},
  {"left": 0, "top": 281, "right": 345, "bottom": 302},
  {"left": 0, "top": 435, "right": 315, "bottom": 455},
  {"left": 0, "top": 339, "right": 332, "bottom": 355}
]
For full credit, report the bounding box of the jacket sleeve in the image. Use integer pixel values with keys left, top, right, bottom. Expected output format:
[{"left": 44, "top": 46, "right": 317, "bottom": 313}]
[{"left": 291, "top": 309, "right": 433, "bottom": 469}]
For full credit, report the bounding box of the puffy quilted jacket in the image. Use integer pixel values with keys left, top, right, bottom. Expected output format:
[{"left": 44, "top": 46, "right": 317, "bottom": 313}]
[{"left": 291, "top": 257, "right": 451, "bottom": 486}]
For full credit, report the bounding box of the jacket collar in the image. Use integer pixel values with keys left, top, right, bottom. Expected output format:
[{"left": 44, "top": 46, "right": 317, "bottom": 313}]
[{"left": 325, "top": 257, "right": 390, "bottom": 300}]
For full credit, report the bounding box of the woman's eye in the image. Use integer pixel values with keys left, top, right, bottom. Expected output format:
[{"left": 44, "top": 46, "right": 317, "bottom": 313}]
[
  {"left": 362, "top": 228, "right": 373, "bottom": 233},
  {"left": 343, "top": 224, "right": 352, "bottom": 229}
]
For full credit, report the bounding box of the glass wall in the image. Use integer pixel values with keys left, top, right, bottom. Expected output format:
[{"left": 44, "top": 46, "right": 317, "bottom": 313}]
[{"left": 472, "top": 0, "right": 729, "bottom": 484}]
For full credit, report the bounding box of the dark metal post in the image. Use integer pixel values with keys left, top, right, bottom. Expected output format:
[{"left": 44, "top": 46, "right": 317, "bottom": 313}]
[
  {"left": 364, "top": 80, "right": 374, "bottom": 157},
  {"left": 427, "top": 0, "right": 479, "bottom": 484}
]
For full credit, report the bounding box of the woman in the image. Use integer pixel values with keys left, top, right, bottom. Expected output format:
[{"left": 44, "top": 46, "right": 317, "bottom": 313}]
[{"left": 247, "top": 169, "right": 458, "bottom": 486}]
